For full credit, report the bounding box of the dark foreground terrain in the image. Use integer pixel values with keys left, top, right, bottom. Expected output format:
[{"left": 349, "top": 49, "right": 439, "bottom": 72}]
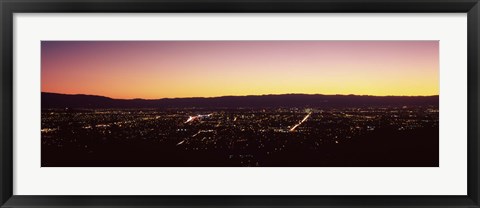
[{"left": 42, "top": 106, "right": 439, "bottom": 167}]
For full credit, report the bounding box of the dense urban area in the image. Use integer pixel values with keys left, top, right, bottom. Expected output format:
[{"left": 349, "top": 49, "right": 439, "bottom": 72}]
[{"left": 41, "top": 105, "right": 439, "bottom": 167}]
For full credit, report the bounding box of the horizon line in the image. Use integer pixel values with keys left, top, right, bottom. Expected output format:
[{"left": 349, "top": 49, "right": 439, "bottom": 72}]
[{"left": 41, "top": 91, "right": 440, "bottom": 100}]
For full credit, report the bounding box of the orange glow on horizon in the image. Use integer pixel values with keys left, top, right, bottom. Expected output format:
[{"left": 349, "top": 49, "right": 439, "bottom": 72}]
[{"left": 41, "top": 41, "right": 439, "bottom": 99}]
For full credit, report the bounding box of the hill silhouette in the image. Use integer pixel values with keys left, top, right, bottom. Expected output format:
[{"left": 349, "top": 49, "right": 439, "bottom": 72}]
[{"left": 41, "top": 92, "right": 439, "bottom": 109}]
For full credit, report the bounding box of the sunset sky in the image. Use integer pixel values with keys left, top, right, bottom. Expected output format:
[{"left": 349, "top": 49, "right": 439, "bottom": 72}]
[{"left": 41, "top": 41, "right": 439, "bottom": 99}]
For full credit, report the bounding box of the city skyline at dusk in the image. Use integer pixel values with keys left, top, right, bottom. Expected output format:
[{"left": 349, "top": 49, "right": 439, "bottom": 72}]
[
  {"left": 41, "top": 40, "right": 439, "bottom": 167},
  {"left": 41, "top": 41, "right": 439, "bottom": 99}
]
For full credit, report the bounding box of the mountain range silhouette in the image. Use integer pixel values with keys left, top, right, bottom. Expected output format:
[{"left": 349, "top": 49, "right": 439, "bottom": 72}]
[{"left": 42, "top": 92, "right": 439, "bottom": 109}]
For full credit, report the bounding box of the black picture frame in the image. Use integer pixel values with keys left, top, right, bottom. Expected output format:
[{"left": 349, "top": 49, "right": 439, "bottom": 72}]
[{"left": 1, "top": 0, "right": 479, "bottom": 207}]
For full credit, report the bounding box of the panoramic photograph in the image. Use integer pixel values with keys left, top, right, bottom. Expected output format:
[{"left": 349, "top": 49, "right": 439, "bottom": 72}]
[{"left": 41, "top": 41, "right": 439, "bottom": 167}]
